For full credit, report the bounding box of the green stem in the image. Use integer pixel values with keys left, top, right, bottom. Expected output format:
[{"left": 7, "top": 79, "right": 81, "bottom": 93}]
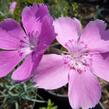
[{"left": 15, "top": 102, "right": 19, "bottom": 109}]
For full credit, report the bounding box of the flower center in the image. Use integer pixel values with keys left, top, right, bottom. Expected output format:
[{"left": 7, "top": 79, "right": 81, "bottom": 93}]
[
  {"left": 63, "top": 40, "right": 92, "bottom": 73},
  {"left": 18, "top": 31, "right": 38, "bottom": 56}
]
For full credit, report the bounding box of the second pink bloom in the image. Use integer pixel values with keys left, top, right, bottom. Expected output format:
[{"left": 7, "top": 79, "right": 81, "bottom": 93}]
[{"left": 33, "top": 17, "right": 109, "bottom": 109}]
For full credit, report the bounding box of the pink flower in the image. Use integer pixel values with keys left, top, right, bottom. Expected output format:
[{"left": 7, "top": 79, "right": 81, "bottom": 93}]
[
  {"left": 0, "top": 4, "right": 55, "bottom": 81},
  {"left": 9, "top": 1, "right": 17, "bottom": 14},
  {"left": 33, "top": 17, "right": 109, "bottom": 109}
]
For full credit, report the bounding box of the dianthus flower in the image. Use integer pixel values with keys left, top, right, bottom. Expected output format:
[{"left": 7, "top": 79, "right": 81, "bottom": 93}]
[
  {"left": 0, "top": 4, "right": 55, "bottom": 81},
  {"left": 33, "top": 17, "right": 109, "bottom": 109}
]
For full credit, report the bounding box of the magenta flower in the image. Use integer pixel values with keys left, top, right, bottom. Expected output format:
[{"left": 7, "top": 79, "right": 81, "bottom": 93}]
[
  {"left": 0, "top": 4, "right": 55, "bottom": 81},
  {"left": 33, "top": 17, "right": 109, "bottom": 109}
]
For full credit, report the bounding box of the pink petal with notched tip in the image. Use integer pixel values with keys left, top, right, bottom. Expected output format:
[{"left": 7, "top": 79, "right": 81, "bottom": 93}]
[
  {"left": 22, "top": 4, "right": 49, "bottom": 34},
  {"left": 22, "top": 4, "right": 55, "bottom": 55},
  {"left": 68, "top": 69, "right": 101, "bottom": 109},
  {"left": 53, "top": 17, "right": 82, "bottom": 49},
  {"left": 91, "top": 54, "right": 109, "bottom": 82},
  {"left": 0, "top": 51, "right": 23, "bottom": 77},
  {"left": 81, "top": 20, "right": 104, "bottom": 41},
  {"left": 80, "top": 20, "right": 109, "bottom": 53},
  {"left": 33, "top": 54, "right": 69, "bottom": 90}
]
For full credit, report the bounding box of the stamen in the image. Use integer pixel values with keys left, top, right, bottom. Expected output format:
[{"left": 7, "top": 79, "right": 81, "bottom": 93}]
[
  {"left": 63, "top": 40, "right": 92, "bottom": 73},
  {"left": 18, "top": 31, "right": 38, "bottom": 56}
]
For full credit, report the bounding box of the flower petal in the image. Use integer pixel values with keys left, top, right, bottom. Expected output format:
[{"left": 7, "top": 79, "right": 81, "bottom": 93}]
[
  {"left": 12, "top": 54, "right": 34, "bottom": 81},
  {"left": 22, "top": 4, "right": 49, "bottom": 34},
  {"left": 36, "top": 15, "right": 55, "bottom": 54},
  {"left": 0, "top": 51, "right": 23, "bottom": 77},
  {"left": 80, "top": 20, "right": 109, "bottom": 53},
  {"left": 68, "top": 69, "right": 101, "bottom": 109},
  {"left": 0, "top": 18, "right": 25, "bottom": 40},
  {"left": 91, "top": 54, "right": 109, "bottom": 81},
  {"left": 33, "top": 54, "right": 69, "bottom": 90},
  {"left": 53, "top": 17, "right": 82, "bottom": 48},
  {"left": 31, "top": 52, "right": 43, "bottom": 74},
  {"left": 81, "top": 20, "right": 104, "bottom": 41},
  {"left": 0, "top": 18, "right": 25, "bottom": 50}
]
